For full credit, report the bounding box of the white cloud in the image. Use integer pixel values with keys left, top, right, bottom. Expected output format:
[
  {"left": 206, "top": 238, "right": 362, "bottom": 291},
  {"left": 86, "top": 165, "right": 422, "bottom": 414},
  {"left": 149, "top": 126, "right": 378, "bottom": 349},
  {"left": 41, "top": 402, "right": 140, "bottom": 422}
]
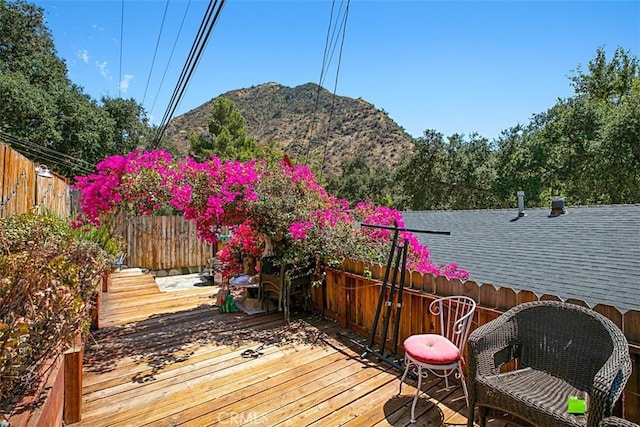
[
  {"left": 92, "top": 24, "right": 105, "bottom": 31},
  {"left": 119, "top": 74, "right": 134, "bottom": 94},
  {"left": 95, "top": 61, "right": 110, "bottom": 79},
  {"left": 78, "top": 49, "right": 89, "bottom": 64}
]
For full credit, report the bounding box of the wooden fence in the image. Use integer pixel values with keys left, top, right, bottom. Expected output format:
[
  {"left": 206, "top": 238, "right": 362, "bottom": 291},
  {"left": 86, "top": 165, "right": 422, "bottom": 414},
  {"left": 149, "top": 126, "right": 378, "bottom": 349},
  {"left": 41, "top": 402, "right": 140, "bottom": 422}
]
[
  {"left": 0, "top": 143, "right": 70, "bottom": 218},
  {"left": 309, "top": 259, "right": 640, "bottom": 423},
  {"left": 113, "top": 214, "right": 213, "bottom": 272}
]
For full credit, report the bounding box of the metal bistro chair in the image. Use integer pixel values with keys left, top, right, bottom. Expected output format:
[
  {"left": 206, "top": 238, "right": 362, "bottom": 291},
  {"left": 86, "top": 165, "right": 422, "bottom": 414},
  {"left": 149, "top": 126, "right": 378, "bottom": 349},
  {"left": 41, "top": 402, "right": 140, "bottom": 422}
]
[
  {"left": 399, "top": 296, "right": 476, "bottom": 423},
  {"left": 466, "top": 301, "right": 632, "bottom": 427}
]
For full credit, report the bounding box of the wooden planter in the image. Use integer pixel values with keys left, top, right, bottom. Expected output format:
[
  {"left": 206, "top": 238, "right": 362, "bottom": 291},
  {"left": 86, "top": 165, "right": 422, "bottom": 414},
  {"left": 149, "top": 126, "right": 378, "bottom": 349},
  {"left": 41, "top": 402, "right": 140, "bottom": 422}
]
[{"left": 6, "top": 341, "right": 84, "bottom": 426}]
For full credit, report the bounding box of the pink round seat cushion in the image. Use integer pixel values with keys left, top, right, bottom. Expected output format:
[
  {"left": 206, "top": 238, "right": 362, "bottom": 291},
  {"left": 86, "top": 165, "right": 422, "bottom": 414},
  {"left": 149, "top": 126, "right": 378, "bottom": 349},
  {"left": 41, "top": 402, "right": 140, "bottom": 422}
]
[{"left": 403, "top": 334, "right": 460, "bottom": 364}]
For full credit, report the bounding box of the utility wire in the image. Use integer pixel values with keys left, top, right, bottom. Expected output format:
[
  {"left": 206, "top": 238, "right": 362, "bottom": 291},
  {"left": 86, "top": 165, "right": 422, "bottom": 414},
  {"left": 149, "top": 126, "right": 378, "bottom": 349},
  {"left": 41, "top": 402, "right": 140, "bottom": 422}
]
[
  {"left": 302, "top": 0, "right": 337, "bottom": 151},
  {"left": 302, "top": 0, "right": 350, "bottom": 158},
  {"left": 0, "top": 131, "right": 95, "bottom": 170},
  {"left": 142, "top": 0, "right": 171, "bottom": 105},
  {"left": 153, "top": 0, "right": 226, "bottom": 147},
  {"left": 154, "top": 0, "right": 216, "bottom": 145},
  {"left": 0, "top": 132, "right": 94, "bottom": 175},
  {"left": 150, "top": 0, "right": 193, "bottom": 115},
  {"left": 119, "top": 0, "right": 125, "bottom": 98},
  {"left": 320, "top": 0, "right": 350, "bottom": 175}
]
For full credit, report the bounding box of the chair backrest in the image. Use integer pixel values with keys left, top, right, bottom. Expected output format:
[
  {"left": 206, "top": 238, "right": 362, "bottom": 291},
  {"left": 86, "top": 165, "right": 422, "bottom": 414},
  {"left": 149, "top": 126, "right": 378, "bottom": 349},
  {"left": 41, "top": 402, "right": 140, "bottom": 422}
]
[
  {"left": 510, "top": 301, "right": 628, "bottom": 388},
  {"left": 429, "top": 296, "right": 476, "bottom": 352}
]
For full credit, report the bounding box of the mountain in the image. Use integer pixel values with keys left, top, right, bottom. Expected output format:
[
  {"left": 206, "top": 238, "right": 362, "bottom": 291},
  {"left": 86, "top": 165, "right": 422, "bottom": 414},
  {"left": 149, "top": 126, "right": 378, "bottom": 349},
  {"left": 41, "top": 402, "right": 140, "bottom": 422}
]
[{"left": 164, "top": 82, "right": 415, "bottom": 173}]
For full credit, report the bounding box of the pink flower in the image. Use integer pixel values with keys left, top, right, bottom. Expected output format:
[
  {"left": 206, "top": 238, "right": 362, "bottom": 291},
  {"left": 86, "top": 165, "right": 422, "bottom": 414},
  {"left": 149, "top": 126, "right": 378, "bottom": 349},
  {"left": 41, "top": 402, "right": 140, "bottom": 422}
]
[{"left": 73, "top": 150, "right": 468, "bottom": 280}]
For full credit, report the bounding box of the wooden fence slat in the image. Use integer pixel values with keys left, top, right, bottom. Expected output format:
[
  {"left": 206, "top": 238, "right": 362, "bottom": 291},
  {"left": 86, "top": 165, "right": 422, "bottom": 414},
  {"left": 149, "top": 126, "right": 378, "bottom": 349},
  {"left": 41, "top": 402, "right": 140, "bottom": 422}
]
[
  {"left": 0, "top": 143, "right": 70, "bottom": 219},
  {"left": 112, "top": 214, "right": 212, "bottom": 271},
  {"left": 517, "top": 290, "right": 539, "bottom": 304}
]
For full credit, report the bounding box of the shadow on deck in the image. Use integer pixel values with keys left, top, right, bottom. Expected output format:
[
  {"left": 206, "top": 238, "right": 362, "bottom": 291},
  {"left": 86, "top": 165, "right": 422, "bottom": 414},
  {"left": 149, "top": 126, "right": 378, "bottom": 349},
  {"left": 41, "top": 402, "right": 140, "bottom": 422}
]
[{"left": 73, "top": 270, "right": 519, "bottom": 426}]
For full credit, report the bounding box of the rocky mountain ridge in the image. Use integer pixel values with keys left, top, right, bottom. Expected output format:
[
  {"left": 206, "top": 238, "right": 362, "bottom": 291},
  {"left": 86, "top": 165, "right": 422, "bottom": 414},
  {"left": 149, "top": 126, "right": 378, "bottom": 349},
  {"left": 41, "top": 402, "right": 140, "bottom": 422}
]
[{"left": 165, "top": 82, "right": 415, "bottom": 173}]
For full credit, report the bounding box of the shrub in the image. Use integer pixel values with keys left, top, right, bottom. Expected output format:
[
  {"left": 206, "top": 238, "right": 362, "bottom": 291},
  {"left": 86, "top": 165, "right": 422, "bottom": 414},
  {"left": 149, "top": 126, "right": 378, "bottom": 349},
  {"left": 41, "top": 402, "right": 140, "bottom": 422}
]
[
  {"left": 72, "top": 150, "right": 468, "bottom": 280},
  {"left": 0, "top": 214, "right": 112, "bottom": 416}
]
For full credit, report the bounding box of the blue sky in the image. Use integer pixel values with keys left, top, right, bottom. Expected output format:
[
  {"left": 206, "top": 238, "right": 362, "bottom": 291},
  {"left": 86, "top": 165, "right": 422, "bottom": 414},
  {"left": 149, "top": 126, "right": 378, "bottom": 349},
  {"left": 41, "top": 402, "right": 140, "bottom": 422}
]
[{"left": 33, "top": 0, "right": 639, "bottom": 140}]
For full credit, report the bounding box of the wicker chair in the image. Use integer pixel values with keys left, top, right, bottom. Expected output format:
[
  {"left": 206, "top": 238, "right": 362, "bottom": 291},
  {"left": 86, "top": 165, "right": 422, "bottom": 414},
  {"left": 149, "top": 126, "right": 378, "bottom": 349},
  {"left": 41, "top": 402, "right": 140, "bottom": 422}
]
[
  {"left": 466, "top": 301, "right": 632, "bottom": 427},
  {"left": 599, "top": 417, "right": 640, "bottom": 427}
]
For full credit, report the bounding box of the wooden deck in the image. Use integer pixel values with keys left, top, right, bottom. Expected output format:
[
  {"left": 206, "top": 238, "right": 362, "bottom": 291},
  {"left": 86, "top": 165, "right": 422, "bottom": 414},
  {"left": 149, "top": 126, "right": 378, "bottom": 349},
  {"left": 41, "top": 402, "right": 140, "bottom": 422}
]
[{"left": 73, "top": 271, "right": 516, "bottom": 426}]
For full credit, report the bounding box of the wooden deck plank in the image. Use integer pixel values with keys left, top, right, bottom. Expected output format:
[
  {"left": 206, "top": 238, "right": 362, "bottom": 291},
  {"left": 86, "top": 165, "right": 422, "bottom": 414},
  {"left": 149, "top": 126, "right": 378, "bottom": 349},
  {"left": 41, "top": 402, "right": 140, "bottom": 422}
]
[
  {"left": 314, "top": 371, "right": 443, "bottom": 427},
  {"left": 150, "top": 345, "right": 364, "bottom": 426},
  {"left": 132, "top": 346, "right": 354, "bottom": 426},
  {"left": 72, "top": 271, "right": 515, "bottom": 427}
]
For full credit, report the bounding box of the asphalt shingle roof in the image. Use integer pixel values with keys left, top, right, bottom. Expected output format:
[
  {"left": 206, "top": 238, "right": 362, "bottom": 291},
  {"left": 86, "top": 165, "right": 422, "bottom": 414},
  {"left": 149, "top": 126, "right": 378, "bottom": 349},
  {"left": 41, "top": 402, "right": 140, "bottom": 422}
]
[{"left": 402, "top": 204, "right": 640, "bottom": 312}]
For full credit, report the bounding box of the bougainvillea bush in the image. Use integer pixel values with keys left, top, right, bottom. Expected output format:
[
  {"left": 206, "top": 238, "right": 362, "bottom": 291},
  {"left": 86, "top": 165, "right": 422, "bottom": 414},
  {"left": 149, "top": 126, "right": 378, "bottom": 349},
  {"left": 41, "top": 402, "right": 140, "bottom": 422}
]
[
  {"left": 0, "top": 214, "right": 112, "bottom": 416},
  {"left": 72, "top": 149, "right": 468, "bottom": 279}
]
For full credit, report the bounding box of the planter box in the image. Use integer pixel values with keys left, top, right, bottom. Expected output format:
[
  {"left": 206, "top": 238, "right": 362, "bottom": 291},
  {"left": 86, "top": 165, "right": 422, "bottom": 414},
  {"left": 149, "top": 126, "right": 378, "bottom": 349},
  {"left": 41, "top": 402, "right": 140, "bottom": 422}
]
[
  {"left": 6, "top": 342, "right": 84, "bottom": 426},
  {"left": 7, "top": 355, "right": 64, "bottom": 427}
]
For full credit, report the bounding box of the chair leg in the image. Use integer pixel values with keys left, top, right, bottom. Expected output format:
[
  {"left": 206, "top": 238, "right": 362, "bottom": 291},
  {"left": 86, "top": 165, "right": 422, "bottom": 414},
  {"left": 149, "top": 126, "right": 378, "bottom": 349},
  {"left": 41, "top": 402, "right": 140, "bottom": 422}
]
[
  {"left": 467, "top": 400, "right": 475, "bottom": 427},
  {"left": 398, "top": 357, "right": 411, "bottom": 397},
  {"left": 458, "top": 363, "right": 469, "bottom": 407},
  {"left": 478, "top": 406, "right": 487, "bottom": 427},
  {"left": 410, "top": 366, "right": 422, "bottom": 424}
]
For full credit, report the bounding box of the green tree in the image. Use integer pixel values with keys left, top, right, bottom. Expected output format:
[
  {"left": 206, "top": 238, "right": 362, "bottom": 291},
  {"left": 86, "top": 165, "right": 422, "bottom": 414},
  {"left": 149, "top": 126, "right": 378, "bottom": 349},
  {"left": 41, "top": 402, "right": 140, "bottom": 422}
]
[
  {"left": 0, "top": 0, "right": 66, "bottom": 141},
  {"left": 0, "top": 0, "right": 67, "bottom": 89},
  {"left": 570, "top": 46, "right": 638, "bottom": 104},
  {"left": 395, "top": 130, "right": 499, "bottom": 210},
  {"left": 0, "top": 0, "right": 154, "bottom": 176},
  {"left": 441, "top": 132, "right": 498, "bottom": 209},
  {"left": 101, "top": 96, "right": 152, "bottom": 155},
  {"left": 493, "top": 125, "right": 546, "bottom": 206},
  {"left": 190, "top": 96, "right": 261, "bottom": 161},
  {"left": 325, "top": 151, "right": 395, "bottom": 206},
  {"left": 597, "top": 89, "right": 640, "bottom": 202},
  {"left": 493, "top": 47, "right": 640, "bottom": 207},
  {"left": 394, "top": 130, "right": 450, "bottom": 210}
]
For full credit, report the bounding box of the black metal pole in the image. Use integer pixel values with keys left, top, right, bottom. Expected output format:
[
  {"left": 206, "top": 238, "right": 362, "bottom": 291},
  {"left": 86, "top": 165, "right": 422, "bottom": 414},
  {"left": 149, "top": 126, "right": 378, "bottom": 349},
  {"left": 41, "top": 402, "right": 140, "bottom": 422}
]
[
  {"left": 360, "top": 223, "right": 450, "bottom": 236},
  {"left": 391, "top": 238, "right": 409, "bottom": 355},
  {"left": 378, "top": 243, "right": 402, "bottom": 356},
  {"left": 363, "top": 226, "right": 399, "bottom": 356}
]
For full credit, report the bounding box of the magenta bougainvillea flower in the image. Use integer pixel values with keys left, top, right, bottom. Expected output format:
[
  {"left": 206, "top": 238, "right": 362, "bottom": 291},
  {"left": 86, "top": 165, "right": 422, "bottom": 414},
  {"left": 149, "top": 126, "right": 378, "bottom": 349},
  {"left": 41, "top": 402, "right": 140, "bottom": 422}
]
[{"left": 73, "top": 150, "right": 467, "bottom": 279}]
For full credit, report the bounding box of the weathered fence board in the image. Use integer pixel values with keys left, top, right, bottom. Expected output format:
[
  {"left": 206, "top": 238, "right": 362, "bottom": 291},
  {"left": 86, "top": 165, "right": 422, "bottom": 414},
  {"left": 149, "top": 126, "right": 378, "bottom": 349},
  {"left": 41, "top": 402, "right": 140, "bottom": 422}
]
[
  {"left": 0, "top": 143, "right": 70, "bottom": 219},
  {"left": 113, "top": 214, "right": 213, "bottom": 272}
]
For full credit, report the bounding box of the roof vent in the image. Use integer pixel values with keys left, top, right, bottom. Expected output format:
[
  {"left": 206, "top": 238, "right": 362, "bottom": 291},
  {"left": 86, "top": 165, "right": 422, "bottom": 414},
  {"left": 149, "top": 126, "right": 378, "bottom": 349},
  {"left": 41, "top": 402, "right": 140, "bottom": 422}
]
[
  {"left": 517, "top": 191, "right": 525, "bottom": 217},
  {"left": 549, "top": 196, "right": 566, "bottom": 217}
]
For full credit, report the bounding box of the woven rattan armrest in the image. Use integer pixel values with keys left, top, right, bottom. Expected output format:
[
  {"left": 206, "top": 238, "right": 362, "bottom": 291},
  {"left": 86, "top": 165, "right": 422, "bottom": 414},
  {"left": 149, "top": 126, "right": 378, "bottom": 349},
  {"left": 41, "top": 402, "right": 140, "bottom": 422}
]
[
  {"left": 467, "top": 314, "right": 519, "bottom": 376},
  {"left": 599, "top": 417, "right": 640, "bottom": 427}
]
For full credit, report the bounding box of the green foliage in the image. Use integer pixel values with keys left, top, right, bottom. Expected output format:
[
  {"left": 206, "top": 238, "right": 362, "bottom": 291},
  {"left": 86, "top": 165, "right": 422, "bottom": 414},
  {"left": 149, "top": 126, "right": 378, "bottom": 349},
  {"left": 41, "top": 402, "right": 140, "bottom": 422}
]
[
  {"left": 393, "top": 47, "right": 640, "bottom": 210},
  {"left": 491, "top": 47, "right": 640, "bottom": 207},
  {"left": 0, "top": 214, "right": 111, "bottom": 413},
  {"left": 324, "top": 151, "right": 397, "bottom": 207},
  {"left": 70, "top": 222, "right": 124, "bottom": 258},
  {"left": 190, "top": 96, "right": 262, "bottom": 162},
  {"left": 570, "top": 46, "right": 638, "bottom": 104},
  {"left": 395, "top": 130, "right": 500, "bottom": 210},
  {"left": 0, "top": 0, "right": 153, "bottom": 177},
  {"left": 100, "top": 96, "right": 152, "bottom": 154}
]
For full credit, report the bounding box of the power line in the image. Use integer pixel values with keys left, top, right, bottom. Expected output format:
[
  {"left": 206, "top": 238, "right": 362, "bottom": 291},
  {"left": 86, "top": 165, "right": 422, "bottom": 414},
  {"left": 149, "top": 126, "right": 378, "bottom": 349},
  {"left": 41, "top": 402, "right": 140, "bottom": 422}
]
[
  {"left": 0, "top": 131, "right": 95, "bottom": 175},
  {"left": 302, "top": 0, "right": 350, "bottom": 159},
  {"left": 0, "top": 131, "right": 94, "bottom": 169},
  {"left": 302, "top": 0, "right": 338, "bottom": 151},
  {"left": 153, "top": 0, "right": 227, "bottom": 147},
  {"left": 3, "top": 143, "right": 93, "bottom": 176},
  {"left": 142, "top": 0, "right": 171, "bottom": 105},
  {"left": 118, "top": 0, "right": 125, "bottom": 98},
  {"left": 321, "top": 0, "right": 350, "bottom": 176},
  {"left": 150, "top": 0, "right": 193, "bottom": 115}
]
